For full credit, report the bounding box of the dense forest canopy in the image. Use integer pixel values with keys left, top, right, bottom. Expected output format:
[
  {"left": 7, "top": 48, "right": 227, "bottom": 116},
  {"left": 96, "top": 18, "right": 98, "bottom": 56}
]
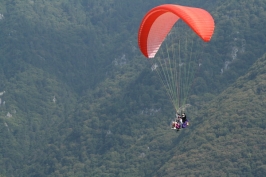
[{"left": 0, "top": 0, "right": 265, "bottom": 176}]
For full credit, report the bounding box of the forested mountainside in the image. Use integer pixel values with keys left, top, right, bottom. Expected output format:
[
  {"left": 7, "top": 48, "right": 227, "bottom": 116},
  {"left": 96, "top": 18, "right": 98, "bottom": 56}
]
[
  {"left": 157, "top": 53, "right": 266, "bottom": 177},
  {"left": 0, "top": 0, "right": 265, "bottom": 176}
]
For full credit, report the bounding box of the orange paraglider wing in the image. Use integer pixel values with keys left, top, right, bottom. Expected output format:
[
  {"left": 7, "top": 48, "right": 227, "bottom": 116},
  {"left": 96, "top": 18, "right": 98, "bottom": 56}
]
[{"left": 138, "top": 4, "right": 215, "bottom": 58}]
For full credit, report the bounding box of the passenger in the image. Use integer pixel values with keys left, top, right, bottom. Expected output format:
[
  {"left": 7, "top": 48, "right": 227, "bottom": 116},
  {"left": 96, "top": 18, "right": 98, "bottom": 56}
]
[{"left": 181, "top": 113, "right": 189, "bottom": 128}]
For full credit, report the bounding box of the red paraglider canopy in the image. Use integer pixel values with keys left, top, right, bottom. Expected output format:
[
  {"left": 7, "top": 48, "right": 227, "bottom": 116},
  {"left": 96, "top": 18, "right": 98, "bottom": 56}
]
[{"left": 138, "top": 4, "right": 215, "bottom": 58}]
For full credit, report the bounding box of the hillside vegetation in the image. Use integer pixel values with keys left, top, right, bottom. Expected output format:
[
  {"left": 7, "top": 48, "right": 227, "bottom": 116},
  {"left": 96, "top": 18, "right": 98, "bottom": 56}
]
[
  {"left": 0, "top": 0, "right": 265, "bottom": 176},
  {"left": 158, "top": 53, "right": 266, "bottom": 177}
]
